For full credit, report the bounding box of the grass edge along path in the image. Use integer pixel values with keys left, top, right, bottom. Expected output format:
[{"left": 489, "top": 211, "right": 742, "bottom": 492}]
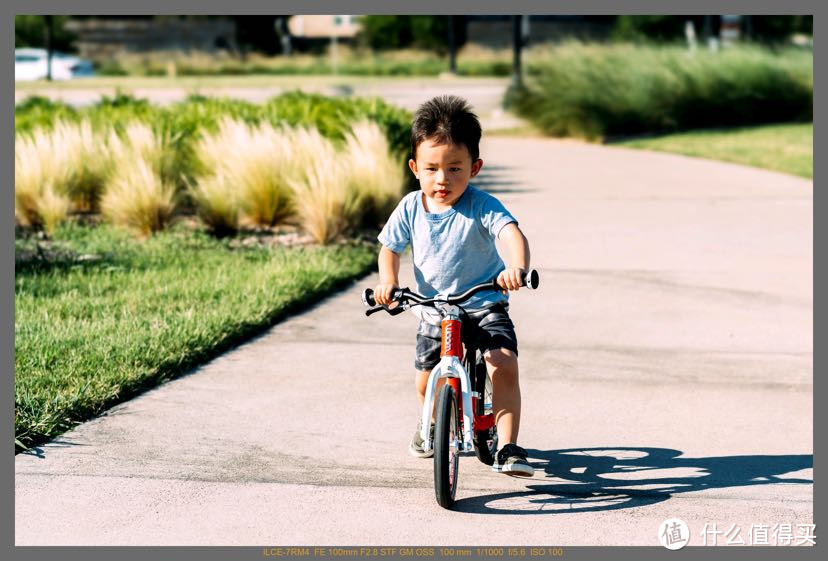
[
  {"left": 612, "top": 122, "right": 813, "bottom": 179},
  {"left": 15, "top": 224, "right": 377, "bottom": 453}
]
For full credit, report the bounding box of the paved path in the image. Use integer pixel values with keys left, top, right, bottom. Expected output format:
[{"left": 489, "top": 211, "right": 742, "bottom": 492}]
[
  {"left": 15, "top": 137, "right": 812, "bottom": 546},
  {"left": 14, "top": 76, "right": 524, "bottom": 131}
]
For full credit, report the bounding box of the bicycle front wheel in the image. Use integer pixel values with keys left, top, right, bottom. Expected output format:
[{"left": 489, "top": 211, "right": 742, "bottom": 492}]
[
  {"left": 473, "top": 358, "right": 498, "bottom": 466},
  {"left": 434, "top": 383, "right": 460, "bottom": 509}
]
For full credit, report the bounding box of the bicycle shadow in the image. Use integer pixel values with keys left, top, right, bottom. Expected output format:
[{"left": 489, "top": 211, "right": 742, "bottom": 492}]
[{"left": 454, "top": 447, "right": 813, "bottom": 515}]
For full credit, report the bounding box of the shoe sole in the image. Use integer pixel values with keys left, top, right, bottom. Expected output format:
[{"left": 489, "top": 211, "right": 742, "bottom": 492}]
[
  {"left": 409, "top": 444, "right": 434, "bottom": 458},
  {"left": 492, "top": 465, "right": 534, "bottom": 477}
]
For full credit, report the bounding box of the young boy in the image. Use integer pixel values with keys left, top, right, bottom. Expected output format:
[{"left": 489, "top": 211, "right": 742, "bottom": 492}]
[{"left": 374, "top": 95, "right": 534, "bottom": 477}]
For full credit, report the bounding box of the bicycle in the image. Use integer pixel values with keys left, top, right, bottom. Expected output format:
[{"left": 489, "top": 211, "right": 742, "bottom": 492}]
[{"left": 361, "top": 269, "right": 540, "bottom": 509}]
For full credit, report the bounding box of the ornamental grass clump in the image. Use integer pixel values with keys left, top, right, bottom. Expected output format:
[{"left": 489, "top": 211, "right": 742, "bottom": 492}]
[
  {"left": 101, "top": 158, "right": 176, "bottom": 237},
  {"left": 188, "top": 172, "right": 240, "bottom": 236},
  {"left": 56, "top": 119, "right": 111, "bottom": 212},
  {"left": 15, "top": 132, "right": 69, "bottom": 231},
  {"left": 192, "top": 117, "right": 294, "bottom": 233},
  {"left": 236, "top": 121, "right": 295, "bottom": 227},
  {"left": 36, "top": 182, "right": 73, "bottom": 235},
  {"left": 101, "top": 123, "right": 176, "bottom": 237},
  {"left": 342, "top": 120, "right": 406, "bottom": 230},
  {"left": 14, "top": 119, "right": 112, "bottom": 232},
  {"left": 287, "top": 127, "right": 353, "bottom": 244},
  {"left": 107, "top": 122, "right": 177, "bottom": 181}
]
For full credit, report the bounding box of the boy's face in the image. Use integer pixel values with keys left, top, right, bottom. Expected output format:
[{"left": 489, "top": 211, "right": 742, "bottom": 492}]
[{"left": 409, "top": 138, "right": 483, "bottom": 208}]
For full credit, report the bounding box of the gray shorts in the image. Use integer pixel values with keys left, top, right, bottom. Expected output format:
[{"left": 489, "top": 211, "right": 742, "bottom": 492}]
[{"left": 414, "top": 304, "right": 518, "bottom": 371}]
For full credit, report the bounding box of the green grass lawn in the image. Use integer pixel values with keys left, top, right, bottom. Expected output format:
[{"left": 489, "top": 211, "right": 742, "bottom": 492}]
[
  {"left": 15, "top": 223, "right": 376, "bottom": 452},
  {"left": 614, "top": 122, "right": 813, "bottom": 179}
]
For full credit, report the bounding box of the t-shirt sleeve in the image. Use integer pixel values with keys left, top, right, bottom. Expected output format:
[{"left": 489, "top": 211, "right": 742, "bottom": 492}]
[
  {"left": 479, "top": 193, "right": 518, "bottom": 238},
  {"left": 377, "top": 197, "right": 411, "bottom": 253}
]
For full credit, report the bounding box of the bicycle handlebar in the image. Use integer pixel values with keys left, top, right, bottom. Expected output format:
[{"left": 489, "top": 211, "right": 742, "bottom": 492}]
[{"left": 362, "top": 269, "right": 540, "bottom": 316}]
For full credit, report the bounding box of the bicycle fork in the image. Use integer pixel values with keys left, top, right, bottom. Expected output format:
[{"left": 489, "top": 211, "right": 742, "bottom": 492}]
[{"left": 421, "top": 309, "right": 475, "bottom": 453}]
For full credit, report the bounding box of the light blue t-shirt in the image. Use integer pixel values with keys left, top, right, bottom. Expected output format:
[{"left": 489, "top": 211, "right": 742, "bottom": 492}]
[{"left": 378, "top": 185, "right": 518, "bottom": 315}]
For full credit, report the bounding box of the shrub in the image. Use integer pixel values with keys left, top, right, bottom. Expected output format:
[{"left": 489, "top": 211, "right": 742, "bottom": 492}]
[
  {"left": 14, "top": 96, "right": 78, "bottom": 134},
  {"left": 509, "top": 41, "right": 813, "bottom": 140}
]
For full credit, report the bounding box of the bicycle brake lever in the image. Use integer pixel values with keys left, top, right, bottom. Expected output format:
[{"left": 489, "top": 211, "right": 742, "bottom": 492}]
[{"left": 365, "top": 306, "right": 385, "bottom": 317}]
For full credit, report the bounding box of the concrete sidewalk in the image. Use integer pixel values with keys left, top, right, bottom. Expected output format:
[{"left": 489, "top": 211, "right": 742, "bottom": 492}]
[{"left": 15, "top": 137, "right": 812, "bottom": 545}]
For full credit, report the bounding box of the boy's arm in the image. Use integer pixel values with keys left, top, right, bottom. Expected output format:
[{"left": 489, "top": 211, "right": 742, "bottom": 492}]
[
  {"left": 375, "top": 246, "right": 401, "bottom": 306},
  {"left": 497, "top": 222, "right": 531, "bottom": 292}
]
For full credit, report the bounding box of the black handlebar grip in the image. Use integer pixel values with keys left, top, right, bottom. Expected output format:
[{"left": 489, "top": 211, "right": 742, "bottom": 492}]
[
  {"left": 524, "top": 269, "right": 540, "bottom": 290},
  {"left": 362, "top": 288, "right": 376, "bottom": 307}
]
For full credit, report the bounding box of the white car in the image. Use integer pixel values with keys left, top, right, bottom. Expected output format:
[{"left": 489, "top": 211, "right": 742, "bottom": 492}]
[{"left": 15, "top": 48, "right": 95, "bottom": 81}]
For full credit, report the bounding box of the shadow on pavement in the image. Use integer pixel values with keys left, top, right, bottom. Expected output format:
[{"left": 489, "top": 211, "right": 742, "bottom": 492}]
[
  {"left": 454, "top": 447, "right": 812, "bottom": 515},
  {"left": 473, "top": 165, "right": 536, "bottom": 194},
  {"left": 24, "top": 439, "right": 90, "bottom": 459}
]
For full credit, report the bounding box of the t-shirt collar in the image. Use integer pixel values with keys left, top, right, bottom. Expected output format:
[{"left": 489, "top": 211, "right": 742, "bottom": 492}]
[{"left": 419, "top": 185, "right": 473, "bottom": 220}]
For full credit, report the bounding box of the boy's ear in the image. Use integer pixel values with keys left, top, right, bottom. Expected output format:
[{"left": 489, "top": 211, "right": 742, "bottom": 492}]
[
  {"left": 470, "top": 158, "right": 484, "bottom": 178},
  {"left": 408, "top": 159, "right": 419, "bottom": 179}
]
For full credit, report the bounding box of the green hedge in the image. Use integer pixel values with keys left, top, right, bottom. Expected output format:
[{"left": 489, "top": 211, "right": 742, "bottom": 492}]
[{"left": 508, "top": 42, "right": 813, "bottom": 140}]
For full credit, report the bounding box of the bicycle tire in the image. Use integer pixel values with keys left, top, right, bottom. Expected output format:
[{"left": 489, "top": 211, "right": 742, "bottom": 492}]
[
  {"left": 472, "top": 356, "right": 498, "bottom": 466},
  {"left": 434, "top": 383, "right": 460, "bottom": 509}
]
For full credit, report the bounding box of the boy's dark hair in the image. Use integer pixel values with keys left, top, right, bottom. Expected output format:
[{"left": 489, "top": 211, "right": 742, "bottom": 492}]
[{"left": 410, "top": 95, "right": 481, "bottom": 162}]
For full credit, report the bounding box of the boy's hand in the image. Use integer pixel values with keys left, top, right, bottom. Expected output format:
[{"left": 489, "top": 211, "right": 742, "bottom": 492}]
[
  {"left": 374, "top": 283, "right": 399, "bottom": 307},
  {"left": 497, "top": 267, "right": 526, "bottom": 293}
]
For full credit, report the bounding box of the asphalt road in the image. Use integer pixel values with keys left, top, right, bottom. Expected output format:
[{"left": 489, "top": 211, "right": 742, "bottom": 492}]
[{"left": 15, "top": 135, "right": 813, "bottom": 546}]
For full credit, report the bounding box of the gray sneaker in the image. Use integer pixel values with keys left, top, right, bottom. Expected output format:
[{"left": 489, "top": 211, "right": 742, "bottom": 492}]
[
  {"left": 492, "top": 443, "right": 534, "bottom": 476},
  {"left": 409, "top": 420, "right": 435, "bottom": 458}
]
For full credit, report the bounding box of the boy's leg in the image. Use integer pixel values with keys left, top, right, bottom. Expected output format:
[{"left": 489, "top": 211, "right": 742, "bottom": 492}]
[
  {"left": 483, "top": 348, "right": 521, "bottom": 444},
  {"left": 476, "top": 307, "right": 533, "bottom": 476},
  {"left": 414, "top": 320, "right": 444, "bottom": 412},
  {"left": 410, "top": 321, "right": 442, "bottom": 458},
  {"left": 410, "top": 370, "right": 443, "bottom": 458},
  {"left": 416, "top": 370, "right": 447, "bottom": 409}
]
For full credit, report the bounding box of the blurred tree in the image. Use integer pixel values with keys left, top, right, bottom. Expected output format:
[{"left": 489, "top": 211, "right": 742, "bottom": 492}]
[
  {"left": 411, "top": 16, "right": 448, "bottom": 53},
  {"left": 359, "top": 15, "right": 414, "bottom": 49},
  {"left": 613, "top": 15, "right": 812, "bottom": 44},
  {"left": 15, "top": 15, "right": 77, "bottom": 51},
  {"left": 750, "top": 15, "right": 812, "bottom": 42},
  {"left": 359, "top": 15, "right": 465, "bottom": 52},
  {"left": 612, "top": 15, "right": 703, "bottom": 42},
  {"left": 232, "top": 16, "right": 281, "bottom": 55}
]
